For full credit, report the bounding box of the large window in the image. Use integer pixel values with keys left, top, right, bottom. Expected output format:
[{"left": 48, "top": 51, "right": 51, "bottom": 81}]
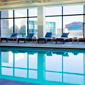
[
  {"left": 45, "top": 6, "right": 62, "bottom": 37},
  {"left": 0, "top": 8, "right": 37, "bottom": 37},
  {"left": 45, "top": 5, "right": 84, "bottom": 38},
  {"left": 63, "top": 5, "right": 83, "bottom": 38},
  {"left": 0, "top": 5, "right": 84, "bottom": 38}
]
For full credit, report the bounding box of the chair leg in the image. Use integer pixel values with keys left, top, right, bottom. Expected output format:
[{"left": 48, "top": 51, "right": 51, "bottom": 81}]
[
  {"left": 45, "top": 40, "right": 47, "bottom": 43},
  {"left": 63, "top": 41, "right": 64, "bottom": 44},
  {"left": 38, "top": 40, "right": 39, "bottom": 43},
  {"left": 24, "top": 40, "right": 26, "bottom": 43},
  {"left": 56, "top": 40, "right": 57, "bottom": 44},
  {"left": 6, "top": 39, "right": 8, "bottom": 42},
  {"left": 1, "top": 39, "right": 2, "bottom": 42},
  {"left": 18, "top": 40, "right": 19, "bottom": 43}
]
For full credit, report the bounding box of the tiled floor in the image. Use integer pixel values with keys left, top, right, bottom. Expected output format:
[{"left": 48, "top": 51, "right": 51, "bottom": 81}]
[
  {"left": 0, "top": 41, "right": 85, "bottom": 49},
  {"left": 0, "top": 78, "right": 41, "bottom": 85}
]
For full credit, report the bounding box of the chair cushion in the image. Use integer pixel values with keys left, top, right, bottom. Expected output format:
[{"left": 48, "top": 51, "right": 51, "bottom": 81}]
[
  {"left": 39, "top": 37, "right": 50, "bottom": 39},
  {"left": 61, "top": 33, "right": 69, "bottom": 37},
  {"left": 11, "top": 33, "right": 18, "bottom": 37},
  {"left": 26, "top": 33, "right": 34, "bottom": 38},
  {"left": 45, "top": 32, "right": 52, "bottom": 38}
]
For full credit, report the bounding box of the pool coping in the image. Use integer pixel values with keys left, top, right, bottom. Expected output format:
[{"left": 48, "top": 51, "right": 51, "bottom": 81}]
[{"left": 0, "top": 45, "right": 85, "bottom": 50}]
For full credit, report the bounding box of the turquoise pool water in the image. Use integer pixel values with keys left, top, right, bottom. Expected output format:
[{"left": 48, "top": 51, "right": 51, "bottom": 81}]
[{"left": 0, "top": 47, "right": 85, "bottom": 85}]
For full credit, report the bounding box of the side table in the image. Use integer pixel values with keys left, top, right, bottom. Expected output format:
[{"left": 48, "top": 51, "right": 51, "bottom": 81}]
[
  {"left": 72, "top": 37, "right": 79, "bottom": 44},
  {"left": 32, "top": 37, "right": 37, "bottom": 43},
  {"left": 51, "top": 37, "right": 55, "bottom": 43}
]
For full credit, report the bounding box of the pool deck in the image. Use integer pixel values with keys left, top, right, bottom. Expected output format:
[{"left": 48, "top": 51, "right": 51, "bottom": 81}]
[
  {"left": 0, "top": 78, "right": 42, "bottom": 85},
  {"left": 0, "top": 41, "right": 85, "bottom": 49}
]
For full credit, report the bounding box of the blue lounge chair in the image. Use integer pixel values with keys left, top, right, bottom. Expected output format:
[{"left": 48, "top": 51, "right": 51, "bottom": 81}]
[
  {"left": 53, "top": 52, "right": 69, "bottom": 57},
  {"left": 38, "top": 32, "right": 52, "bottom": 43},
  {"left": 56, "top": 33, "right": 69, "bottom": 44},
  {"left": 1, "top": 33, "right": 18, "bottom": 42},
  {"left": 18, "top": 33, "right": 34, "bottom": 43}
]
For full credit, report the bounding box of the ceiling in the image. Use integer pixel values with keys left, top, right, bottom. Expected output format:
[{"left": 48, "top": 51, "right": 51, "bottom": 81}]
[{"left": 0, "top": 0, "right": 85, "bottom": 10}]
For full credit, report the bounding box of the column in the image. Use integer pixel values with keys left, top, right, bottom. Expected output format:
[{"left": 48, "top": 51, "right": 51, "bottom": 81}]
[
  {"left": 13, "top": 52, "right": 15, "bottom": 76},
  {"left": 38, "top": 6, "right": 45, "bottom": 38},
  {"left": 37, "top": 52, "right": 45, "bottom": 83}
]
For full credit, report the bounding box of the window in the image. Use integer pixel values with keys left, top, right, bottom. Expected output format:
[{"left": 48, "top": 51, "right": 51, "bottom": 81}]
[
  {"left": 45, "top": 17, "right": 62, "bottom": 37},
  {"left": 15, "top": 18, "right": 27, "bottom": 37},
  {"left": 63, "top": 15, "right": 83, "bottom": 38},
  {"left": 45, "top": 6, "right": 62, "bottom": 16},
  {"left": 15, "top": 9, "right": 27, "bottom": 17},
  {"left": 1, "top": 10, "right": 13, "bottom": 18},
  {"left": 29, "top": 8, "right": 37, "bottom": 17},
  {"left": 29, "top": 18, "right": 37, "bottom": 37},
  {"left": 45, "top": 5, "right": 83, "bottom": 38},
  {"left": 63, "top": 5, "right": 83, "bottom": 15},
  {"left": 1, "top": 19, "right": 13, "bottom": 37}
]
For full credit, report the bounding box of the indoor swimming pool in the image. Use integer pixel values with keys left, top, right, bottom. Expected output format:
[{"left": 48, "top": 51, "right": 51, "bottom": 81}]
[{"left": 0, "top": 47, "right": 85, "bottom": 85}]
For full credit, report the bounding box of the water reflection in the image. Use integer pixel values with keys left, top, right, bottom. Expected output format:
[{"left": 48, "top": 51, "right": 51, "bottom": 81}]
[
  {"left": 46, "top": 72, "right": 62, "bottom": 82},
  {"left": 63, "top": 53, "right": 83, "bottom": 74},
  {"left": 63, "top": 73, "right": 84, "bottom": 84},
  {"left": 29, "top": 70, "right": 37, "bottom": 79},
  {"left": 45, "top": 54, "right": 62, "bottom": 72},
  {"left": 1, "top": 51, "right": 13, "bottom": 67},
  {"left": 15, "top": 52, "right": 27, "bottom": 68},
  {"left": 15, "top": 69, "right": 27, "bottom": 78},
  {"left": 0, "top": 48, "right": 85, "bottom": 85},
  {"left": 2, "top": 67, "right": 13, "bottom": 76}
]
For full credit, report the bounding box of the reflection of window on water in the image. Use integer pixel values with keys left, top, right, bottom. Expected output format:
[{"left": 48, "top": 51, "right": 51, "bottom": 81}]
[{"left": 15, "top": 53, "right": 27, "bottom": 68}]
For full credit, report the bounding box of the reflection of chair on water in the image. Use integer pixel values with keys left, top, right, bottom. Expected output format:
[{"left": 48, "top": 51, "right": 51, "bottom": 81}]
[
  {"left": 53, "top": 52, "right": 69, "bottom": 57},
  {"left": 12, "top": 51, "right": 18, "bottom": 54},
  {"left": 27, "top": 51, "right": 35, "bottom": 55},
  {"left": 72, "top": 52, "right": 79, "bottom": 55},
  {"left": 46, "top": 51, "right": 52, "bottom": 56},
  {"left": 12, "top": 51, "right": 35, "bottom": 55}
]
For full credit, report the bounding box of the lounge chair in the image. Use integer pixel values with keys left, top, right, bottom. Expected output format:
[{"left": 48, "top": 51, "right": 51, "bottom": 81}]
[
  {"left": 55, "top": 33, "right": 69, "bottom": 44},
  {"left": 18, "top": 33, "right": 34, "bottom": 43},
  {"left": 72, "top": 52, "right": 79, "bottom": 55},
  {"left": 53, "top": 52, "right": 69, "bottom": 57},
  {"left": 46, "top": 52, "right": 52, "bottom": 56},
  {"left": 38, "top": 32, "right": 52, "bottom": 43},
  {"left": 1, "top": 33, "right": 18, "bottom": 42}
]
